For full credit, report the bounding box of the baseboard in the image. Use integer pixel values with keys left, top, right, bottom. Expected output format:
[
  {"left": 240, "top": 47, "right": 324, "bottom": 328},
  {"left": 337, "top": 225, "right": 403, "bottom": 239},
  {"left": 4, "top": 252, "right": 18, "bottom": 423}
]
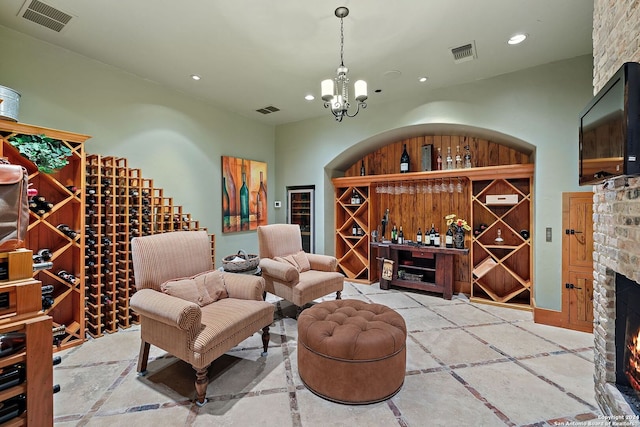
[
  {"left": 533, "top": 306, "right": 565, "bottom": 328},
  {"left": 532, "top": 299, "right": 593, "bottom": 333}
]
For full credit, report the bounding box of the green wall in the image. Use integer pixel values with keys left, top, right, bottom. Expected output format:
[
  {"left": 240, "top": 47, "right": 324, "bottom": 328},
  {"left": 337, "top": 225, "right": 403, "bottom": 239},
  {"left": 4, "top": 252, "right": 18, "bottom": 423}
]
[
  {"left": 0, "top": 25, "right": 275, "bottom": 263},
  {"left": 1, "top": 23, "right": 594, "bottom": 310}
]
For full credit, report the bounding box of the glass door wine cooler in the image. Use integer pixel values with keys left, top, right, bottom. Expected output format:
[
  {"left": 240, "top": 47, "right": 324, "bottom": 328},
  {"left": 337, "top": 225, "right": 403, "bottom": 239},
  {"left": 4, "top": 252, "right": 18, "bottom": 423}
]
[{"left": 287, "top": 186, "right": 315, "bottom": 253}]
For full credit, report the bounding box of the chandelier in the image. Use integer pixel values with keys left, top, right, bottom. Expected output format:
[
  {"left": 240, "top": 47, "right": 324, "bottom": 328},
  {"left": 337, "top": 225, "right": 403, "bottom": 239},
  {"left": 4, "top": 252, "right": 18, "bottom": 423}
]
[{"left": 321, "top": 6, "right": 368, "bottom": 122}]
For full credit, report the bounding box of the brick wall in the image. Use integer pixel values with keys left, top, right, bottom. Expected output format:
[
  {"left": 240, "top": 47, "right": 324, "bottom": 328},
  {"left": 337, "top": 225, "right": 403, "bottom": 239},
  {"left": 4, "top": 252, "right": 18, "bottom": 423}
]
[{"left": 592, "top": 0, "right": 640, "bottom": 417}]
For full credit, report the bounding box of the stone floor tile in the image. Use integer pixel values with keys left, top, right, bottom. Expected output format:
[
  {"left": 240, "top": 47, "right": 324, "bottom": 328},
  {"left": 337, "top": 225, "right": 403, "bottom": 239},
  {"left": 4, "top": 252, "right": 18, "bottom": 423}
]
[{"left": 468, "top": 323, "right": 564, "bottom": 357}]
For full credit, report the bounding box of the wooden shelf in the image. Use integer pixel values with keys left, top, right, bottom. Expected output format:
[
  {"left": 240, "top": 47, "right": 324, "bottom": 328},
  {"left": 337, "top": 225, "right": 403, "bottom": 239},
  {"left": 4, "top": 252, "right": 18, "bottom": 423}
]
[
  {"left": 84, "top": 155, "right": 210, "bottom": 338},
  {"left": 470, "top": 170, "right": 533, "bottom": 308},
  {"left": 1, "top": 121, "right": 88, "bottom": 351}
]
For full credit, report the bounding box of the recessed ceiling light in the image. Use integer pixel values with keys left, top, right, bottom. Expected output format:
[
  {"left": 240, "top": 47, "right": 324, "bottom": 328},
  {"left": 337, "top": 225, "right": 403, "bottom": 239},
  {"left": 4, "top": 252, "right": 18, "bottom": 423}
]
[
  {"left": 305, "top": 94, "right": 315, "bottom": 101},
  {"left": 419, "top": 77, "right": 428, "bottom": 83},
  {"left": 507, "top": 34, "right": 527, "bottom": 45},
  {"left": 191, "top": 74, "right": 201, "bottom": 81}
]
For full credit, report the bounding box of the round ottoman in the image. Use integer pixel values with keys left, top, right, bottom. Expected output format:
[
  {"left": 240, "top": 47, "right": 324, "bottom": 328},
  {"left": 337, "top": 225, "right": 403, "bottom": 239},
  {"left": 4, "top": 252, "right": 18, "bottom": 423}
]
[{"left": 297, "top": 299, "right": 407, "bottom": 404}]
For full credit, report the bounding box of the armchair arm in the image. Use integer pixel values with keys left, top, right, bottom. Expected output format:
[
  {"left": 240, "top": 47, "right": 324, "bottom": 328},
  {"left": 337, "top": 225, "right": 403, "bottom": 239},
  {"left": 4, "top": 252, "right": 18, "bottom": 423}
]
[
  {"left": 306, "top": 253, "right": 338, "bottom": 272},
  {"left": 259, "top": 258, "right": 299, "bottom": 282},
  {"left": 130, "top": 288, "right": 202, "bottom": 330},
  {"left": 223, "top": 272, "right": 266, "bottom": 301}
]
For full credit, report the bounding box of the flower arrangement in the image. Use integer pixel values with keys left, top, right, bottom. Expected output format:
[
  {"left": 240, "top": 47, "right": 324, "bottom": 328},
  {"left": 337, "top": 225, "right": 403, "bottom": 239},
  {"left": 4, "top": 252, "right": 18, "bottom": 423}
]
[{"left": 445, "top": 214, "right": 472, "bottom": 232}]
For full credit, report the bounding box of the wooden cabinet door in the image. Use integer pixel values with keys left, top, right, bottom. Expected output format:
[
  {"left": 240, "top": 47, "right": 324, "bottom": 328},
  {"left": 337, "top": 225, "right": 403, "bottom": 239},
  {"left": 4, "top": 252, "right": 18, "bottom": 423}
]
[
  {"left": 562, "top": 192, "right": 594, "bottom": 332},
  {"left": 567, "top": 269, "right": 594, "bottom": 330}
]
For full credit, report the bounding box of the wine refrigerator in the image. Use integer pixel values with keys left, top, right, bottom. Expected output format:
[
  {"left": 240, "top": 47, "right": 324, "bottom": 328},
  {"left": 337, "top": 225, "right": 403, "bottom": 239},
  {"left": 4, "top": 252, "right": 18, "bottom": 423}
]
[{"left": 287, "top": 186, "right": 315, "bottom": 253}]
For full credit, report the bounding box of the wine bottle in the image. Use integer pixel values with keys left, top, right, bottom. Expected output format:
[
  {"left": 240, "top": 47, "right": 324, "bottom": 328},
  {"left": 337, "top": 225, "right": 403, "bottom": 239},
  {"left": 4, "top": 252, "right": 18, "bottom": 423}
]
[
  {"left": 257, "top": 171, "right": 268, "bottom": 226},
  {"left": 57, "top": 224, "right": 77, "bottom": 239},
  {"left": 352, "top": 222, "right": 358, "bottom": 236},
  {"left": 434, "top": 228, "right": 441, "bottom": 246},
  {"left": 0, "top": 394, "right": 26, "bottom": 423},
  {"left": 398, "top": 226, "right": 404, "bottom": 244},
  {"left": 446, "top": 147, "right": 453, "bottom": 170},
  {"left": 464, "top": 145, "right": 472, "bottom": 168},
  {"left": 360, "top": 160, "right": 366, "bottom": 176},
  {"left": 446, "top": 227, "right": 454, "bottom": 248},
  {"left": 240, "top": 161, "right": 250, "bottom": 231},
  {"left": 57, "top": 270, "right": 78, "bottom": 285},
  {"left": 455, "top": 145, "right": 463, "bottom": 169},
  {"left": 400, "top": 144, "right": 410, "bottom": 173},
  {"left": 37, "top": 248, "right": 52, "bottom": 261},
  {"left": 0, "top": 364, "right": 26, "bottom": 392},
  {"left": 391, "top": 224, "right": 398, "bottom": 244},
  {"left": 429, "top": 223, "right": 436, "bottom": 246},
  {"left": 0, "top": 333, "right": 26, "bottom": 358},
  {"left": 416, "top": 227, "right": 423, "bottom": 245}
]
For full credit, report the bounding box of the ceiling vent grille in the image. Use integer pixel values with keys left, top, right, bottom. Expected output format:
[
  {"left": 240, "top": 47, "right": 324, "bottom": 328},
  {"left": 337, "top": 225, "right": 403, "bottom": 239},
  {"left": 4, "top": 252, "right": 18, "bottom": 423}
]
[
  {"left": 19, "top": 0, "right": 73, "bottom": 33},
  {"left": 256, "top": 106, "right": 280, "bottom": 115},
  {"left": 450, "top": 41, "right": 477, "bottom": 64}
]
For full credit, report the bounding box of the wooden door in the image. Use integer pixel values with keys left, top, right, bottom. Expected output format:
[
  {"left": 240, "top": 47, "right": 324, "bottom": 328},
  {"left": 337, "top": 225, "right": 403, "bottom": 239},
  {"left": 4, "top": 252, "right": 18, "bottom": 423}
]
[{"left": 562, "top": 192, "right": 594, "bottom": 332}]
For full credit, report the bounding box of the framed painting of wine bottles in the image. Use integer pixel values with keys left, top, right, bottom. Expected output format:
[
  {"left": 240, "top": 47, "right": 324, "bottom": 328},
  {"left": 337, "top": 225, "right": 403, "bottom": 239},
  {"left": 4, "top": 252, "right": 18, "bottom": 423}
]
[{"left": 222, "top": 156, "right": 268, "bottom": 232}]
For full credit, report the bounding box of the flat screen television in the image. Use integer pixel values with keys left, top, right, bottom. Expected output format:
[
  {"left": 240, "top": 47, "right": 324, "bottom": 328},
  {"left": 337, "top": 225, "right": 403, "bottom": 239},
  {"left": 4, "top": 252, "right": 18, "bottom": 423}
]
[{"left": 579, "top": 62, "right": 640, "bottom": 185}]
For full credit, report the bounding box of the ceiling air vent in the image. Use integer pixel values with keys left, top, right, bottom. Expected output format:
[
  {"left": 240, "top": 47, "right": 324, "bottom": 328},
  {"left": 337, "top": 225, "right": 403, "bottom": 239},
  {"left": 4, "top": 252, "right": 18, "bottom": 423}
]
[
  {"left": 256, "top": 106, "right": 280, "bottom": 115},
  {"left": 450, "top": 41, "right": 477, "bottom": 64},
  {"left": 19, "top": 0, "right": 73, "bottom": 33}
]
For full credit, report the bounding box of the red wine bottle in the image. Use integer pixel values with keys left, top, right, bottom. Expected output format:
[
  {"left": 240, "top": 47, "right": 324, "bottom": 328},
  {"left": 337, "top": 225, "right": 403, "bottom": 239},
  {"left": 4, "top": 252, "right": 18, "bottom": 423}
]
[
  {"left": 0, "top": 332, "right": 26, "bottom": 358},
  {"left": 0, "top": 394, "right": 26, "bottom": 424},
  {"left": 0, "top": 364, "right": 26, "bottom": 392}
]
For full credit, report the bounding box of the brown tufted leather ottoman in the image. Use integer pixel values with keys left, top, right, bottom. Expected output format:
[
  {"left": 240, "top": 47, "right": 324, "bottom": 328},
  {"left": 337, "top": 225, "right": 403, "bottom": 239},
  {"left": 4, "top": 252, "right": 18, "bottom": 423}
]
[{"left": 297, "top": 299, "right": 407, "bottom": 404}]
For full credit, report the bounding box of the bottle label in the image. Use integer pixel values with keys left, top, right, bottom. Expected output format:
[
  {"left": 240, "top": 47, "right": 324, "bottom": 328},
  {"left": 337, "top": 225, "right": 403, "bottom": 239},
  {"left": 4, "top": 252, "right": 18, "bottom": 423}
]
[
  {"left": 400, "top": 163, "right": 409, "bottom": 172},
  {"left": 434, "top": 236, "right": 440, "bottom": 246},
  {"left": 446, "top": 235, "right": 453, "bottom": 244},
  {"left": 417, "top": 235, "right": 422, "bottom": 243}
]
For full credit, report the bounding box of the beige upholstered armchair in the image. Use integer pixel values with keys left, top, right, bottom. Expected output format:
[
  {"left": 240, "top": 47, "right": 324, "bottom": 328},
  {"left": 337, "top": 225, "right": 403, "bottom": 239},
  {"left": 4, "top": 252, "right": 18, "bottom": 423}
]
[
  {"left": 129, "top": 231, "right": 274, "bottom": 406},
  {"left": 257, "top": 224, "right": 343, "bottom": 315}
]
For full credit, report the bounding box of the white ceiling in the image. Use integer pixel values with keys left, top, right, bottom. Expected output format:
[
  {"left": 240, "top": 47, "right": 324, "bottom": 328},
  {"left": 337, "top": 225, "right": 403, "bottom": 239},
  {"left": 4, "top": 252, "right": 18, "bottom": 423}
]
[{"left": 0, "top": 0, "right": 594, "bottom": 126}]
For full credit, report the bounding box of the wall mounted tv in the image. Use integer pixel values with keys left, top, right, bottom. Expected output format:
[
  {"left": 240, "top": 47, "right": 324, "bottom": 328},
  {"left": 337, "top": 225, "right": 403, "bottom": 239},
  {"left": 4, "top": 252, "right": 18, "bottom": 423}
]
[{"left": 579, "top": 62, "right": 640, "bottom": 185}]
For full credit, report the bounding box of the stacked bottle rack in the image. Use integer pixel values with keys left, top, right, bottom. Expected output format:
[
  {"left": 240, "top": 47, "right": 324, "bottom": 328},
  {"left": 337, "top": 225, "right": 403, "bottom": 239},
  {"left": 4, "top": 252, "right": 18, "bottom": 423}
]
[
  {"left": 85, "top": 155, "right": 210, "bottom": 338},
  {"left": 1, "top": 121, "right": 89, "bottom": 352}
]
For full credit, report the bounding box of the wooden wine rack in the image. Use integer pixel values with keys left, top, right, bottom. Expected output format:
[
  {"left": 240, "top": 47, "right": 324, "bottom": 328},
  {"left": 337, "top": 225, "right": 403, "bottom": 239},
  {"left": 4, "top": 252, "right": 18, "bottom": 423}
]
[
  {"left": 84, "top": 155, "right": 211, "bottom": 338},
  {"left": 0, "top": 121, "right": 89, "bottom": 351}
]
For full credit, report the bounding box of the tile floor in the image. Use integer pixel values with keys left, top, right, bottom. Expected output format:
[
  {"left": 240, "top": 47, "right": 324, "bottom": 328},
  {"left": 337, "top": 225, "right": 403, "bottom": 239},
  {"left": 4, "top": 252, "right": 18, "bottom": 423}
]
[{"left": 53, "top": 282, "right": 600, "bottom": 426}]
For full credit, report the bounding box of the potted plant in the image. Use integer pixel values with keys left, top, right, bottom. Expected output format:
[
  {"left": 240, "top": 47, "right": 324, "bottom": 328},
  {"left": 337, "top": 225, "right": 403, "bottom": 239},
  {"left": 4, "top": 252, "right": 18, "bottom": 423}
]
[{"left": 8, "top": 134, "right": 72, "bottom": 173}]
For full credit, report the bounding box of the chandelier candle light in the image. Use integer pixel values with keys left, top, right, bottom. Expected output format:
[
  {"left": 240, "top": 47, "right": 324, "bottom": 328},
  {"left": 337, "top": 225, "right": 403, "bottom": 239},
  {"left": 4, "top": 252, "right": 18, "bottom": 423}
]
[{"left": 321, "top": 6, "right": 368, "bottom": 121}]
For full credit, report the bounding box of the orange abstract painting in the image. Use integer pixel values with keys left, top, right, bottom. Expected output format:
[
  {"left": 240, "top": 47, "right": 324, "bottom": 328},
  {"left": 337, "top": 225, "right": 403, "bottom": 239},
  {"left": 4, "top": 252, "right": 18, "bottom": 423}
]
[{"left": 222, "top": 156, "right": 267, "bottom": 232}]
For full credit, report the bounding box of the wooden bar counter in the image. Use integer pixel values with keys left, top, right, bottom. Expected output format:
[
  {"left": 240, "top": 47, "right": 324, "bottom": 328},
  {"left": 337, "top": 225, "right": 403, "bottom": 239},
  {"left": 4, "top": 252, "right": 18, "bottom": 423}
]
[{"left": 371, "top": 242, "right": 469, "bottom": 300}]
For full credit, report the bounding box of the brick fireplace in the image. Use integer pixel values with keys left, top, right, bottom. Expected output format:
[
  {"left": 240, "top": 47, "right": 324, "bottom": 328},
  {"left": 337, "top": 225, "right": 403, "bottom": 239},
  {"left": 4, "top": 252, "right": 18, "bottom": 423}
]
[
  {"left": 591, "top": 0, "right": 640, "bottom": 417},
  {"left": 593, "top": 176, "right": 640, "bottom": 415}
]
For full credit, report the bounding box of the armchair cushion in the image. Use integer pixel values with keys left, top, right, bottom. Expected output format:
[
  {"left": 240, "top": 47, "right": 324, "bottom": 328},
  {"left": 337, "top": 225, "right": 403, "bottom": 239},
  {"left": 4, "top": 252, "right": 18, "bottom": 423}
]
[
  {"left": 293, "top": 251, "right": 311, "bottom": 272},
  {"left": 274, "top": 251, "right": 310, "bottom": 273},
  {"left": 261, "top": 258, "right": 299, "bottom": 283},
  {"left": 161, "top": 270, "right": 228, "bottom": 307}
]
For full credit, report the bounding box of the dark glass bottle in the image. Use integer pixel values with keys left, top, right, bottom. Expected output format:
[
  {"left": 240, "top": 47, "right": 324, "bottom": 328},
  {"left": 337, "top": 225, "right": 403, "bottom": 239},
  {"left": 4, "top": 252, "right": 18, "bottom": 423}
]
[
  {"left": 400, "top": 144, "right": 410, "bottom": 173},
  {"left": 240, "top": 162, "right": 250, "bottom": 231},
  {"left": 398, "top": 226, "right": 404, "bottom": 244},
  {"left": 360, "top": 160, "right": 366, "bottom": 176},
  {"left": 0, "top": 364, "right": 26, "bottom": 392},
  {"left": 446, "top": 227, "right": 454, "bottom": 248},
  {"left": 0, "top": 333, "right": 26, "bottom": 358},
  {"left": 391, "top": 224, "right": 398, "bottom": 244},
  {"left": 429, "top": 223, "right": 436, "bottom": 246},
  {"left": 0, "top": 394, "right": 26, "bottom": 423},
  {"left": 416, "top": 227, "right": 423, "bottom": 245},
  {"left": 434, "top": 228, "right": 441, "bottom": 247}
]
